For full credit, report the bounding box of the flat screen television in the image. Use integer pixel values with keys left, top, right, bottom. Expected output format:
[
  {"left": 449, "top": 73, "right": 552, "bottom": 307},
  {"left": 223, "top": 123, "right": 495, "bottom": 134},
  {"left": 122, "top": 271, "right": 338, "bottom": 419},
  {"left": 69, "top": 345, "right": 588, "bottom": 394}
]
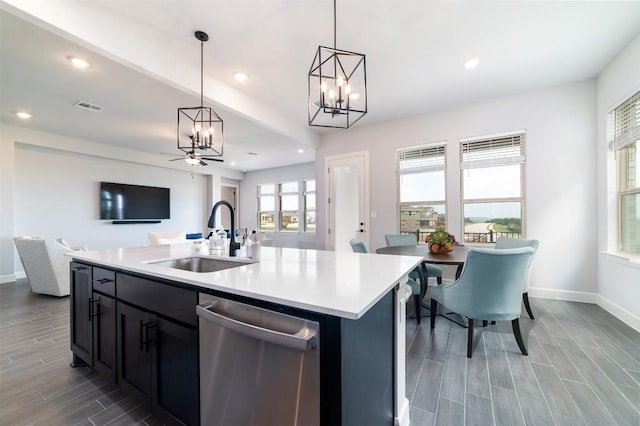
[{"left": 100, "top": 182, "right": 170, "bottom": 220}]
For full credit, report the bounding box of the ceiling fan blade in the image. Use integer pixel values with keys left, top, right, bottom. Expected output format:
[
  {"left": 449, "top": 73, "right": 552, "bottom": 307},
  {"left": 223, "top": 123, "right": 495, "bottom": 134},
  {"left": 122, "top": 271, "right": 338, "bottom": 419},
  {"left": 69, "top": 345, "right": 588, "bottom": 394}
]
[
  {"left": 200, "top": 157, "right": 224, "bottom": 162},
  {"left": 168, "top": 158, "right": 184, "bottom": 161},
  {"left": 199, "top": 160, "right": 208, "bottom": 166}
]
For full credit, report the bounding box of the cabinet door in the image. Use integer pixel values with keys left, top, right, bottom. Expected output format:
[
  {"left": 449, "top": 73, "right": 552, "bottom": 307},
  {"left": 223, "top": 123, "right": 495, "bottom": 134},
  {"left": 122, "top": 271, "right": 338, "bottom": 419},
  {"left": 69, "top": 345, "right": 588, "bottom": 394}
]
[
  {"left": 93, "top": 292, "right": 116, "bottom": 382},
  {"left": 70, "top": 262, "right": 93, "bottom": 366},
  {"left": 151, "top": 318, "right": 199, "bottom": 425},
  {"left": 116, "top": 301, "right": 153, "bottom": 408}
]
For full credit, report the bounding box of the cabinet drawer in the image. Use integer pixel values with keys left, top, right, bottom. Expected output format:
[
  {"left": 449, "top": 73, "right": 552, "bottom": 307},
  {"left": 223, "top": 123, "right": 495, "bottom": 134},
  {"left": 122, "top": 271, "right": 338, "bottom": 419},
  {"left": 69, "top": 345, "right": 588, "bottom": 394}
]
[
  {"left": 116, "top": 273, "right": 197, "bottom": 326},
  {"left": 93, "top": 267, "right": 116, "bottom": 296}
]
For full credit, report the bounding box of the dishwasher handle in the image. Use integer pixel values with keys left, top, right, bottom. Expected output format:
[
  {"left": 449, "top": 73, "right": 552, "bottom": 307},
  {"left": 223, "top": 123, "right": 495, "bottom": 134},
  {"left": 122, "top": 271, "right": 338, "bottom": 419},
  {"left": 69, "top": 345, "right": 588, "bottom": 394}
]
[{"left": 196, "top": 303, "right": 317, "bottom": 352}]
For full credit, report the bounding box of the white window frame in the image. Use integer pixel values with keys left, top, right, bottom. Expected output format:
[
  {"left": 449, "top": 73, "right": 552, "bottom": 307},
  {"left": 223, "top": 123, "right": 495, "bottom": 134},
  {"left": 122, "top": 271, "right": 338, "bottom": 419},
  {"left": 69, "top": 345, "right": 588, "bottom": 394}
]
[
  {"left": 257, "top": 184, "right": 275, "bottom": 232},
  {"left": 460, "top": 130, "right": 526, "bottom": 244},
  {"left": 278, "top": 181, "right": 299, "bottom": 232},
  {"left": 396, "top": 142, "right": 447, "bottom": 241},
  {"left": 303, "top": 179, "right": 316, "bottom": 233},
  {"left": 612, "top": 90, "right": 640, "bottom": 255}
]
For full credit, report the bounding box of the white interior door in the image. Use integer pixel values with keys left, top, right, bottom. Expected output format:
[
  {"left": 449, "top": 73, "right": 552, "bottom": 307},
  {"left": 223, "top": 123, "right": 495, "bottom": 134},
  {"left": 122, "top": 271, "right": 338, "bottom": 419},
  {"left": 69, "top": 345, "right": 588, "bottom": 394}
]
[{"left": 326, "top": 152, "right": 369, "bottom": 252}]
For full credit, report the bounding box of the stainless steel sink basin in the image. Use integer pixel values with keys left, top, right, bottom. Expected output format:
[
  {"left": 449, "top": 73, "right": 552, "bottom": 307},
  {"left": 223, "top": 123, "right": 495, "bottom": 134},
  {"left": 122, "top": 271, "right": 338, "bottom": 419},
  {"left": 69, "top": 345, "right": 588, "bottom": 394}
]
[{"left": 148, "top": 256, "right": 254, "bottom": 273}]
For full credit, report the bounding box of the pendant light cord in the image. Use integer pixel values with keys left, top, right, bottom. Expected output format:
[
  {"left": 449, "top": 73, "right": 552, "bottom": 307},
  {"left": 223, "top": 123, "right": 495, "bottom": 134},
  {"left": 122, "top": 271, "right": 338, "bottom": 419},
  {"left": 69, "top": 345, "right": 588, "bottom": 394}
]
[
  {"left": 333, "top": 0, "right": 337, "bottom": 49},
  {"left": 200, "top": 39, "right": 204, "bottom": 108}
]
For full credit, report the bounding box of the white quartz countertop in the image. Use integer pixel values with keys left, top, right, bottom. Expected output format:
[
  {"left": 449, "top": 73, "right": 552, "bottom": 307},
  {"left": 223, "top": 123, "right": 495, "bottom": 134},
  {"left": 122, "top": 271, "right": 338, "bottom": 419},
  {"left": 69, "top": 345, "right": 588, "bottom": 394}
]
[{"left": 70, "top": 243, "right": 422, "bottom": 319}]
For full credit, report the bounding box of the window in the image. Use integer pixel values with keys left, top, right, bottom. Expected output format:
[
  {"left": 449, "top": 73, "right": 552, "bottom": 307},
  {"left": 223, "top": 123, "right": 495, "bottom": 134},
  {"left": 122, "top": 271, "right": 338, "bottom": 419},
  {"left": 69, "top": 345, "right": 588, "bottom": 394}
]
[
  {"left": 397, "top": 144, "right": 446, "bottom": 242},
  {"left": 257, "top": 184, "right": 275, "bottom": 231},
  {"left": 304, "top": 180, "right": 316, "bottom": 233},
  {"left": 613, "top": 91, "right": 640, "bottom": 254},
  {"left": 279, "top": 182, "right": 299, "bottom": 232},
  {"left": 460, "top": 132, "right": 525, "bottom": 243}
]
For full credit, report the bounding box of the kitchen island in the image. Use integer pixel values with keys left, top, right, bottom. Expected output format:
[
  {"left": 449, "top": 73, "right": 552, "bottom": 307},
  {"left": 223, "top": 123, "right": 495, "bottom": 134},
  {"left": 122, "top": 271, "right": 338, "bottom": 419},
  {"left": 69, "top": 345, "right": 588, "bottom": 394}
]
[{"left": 69, "top": 243, "right": 421, "bottom": 426}]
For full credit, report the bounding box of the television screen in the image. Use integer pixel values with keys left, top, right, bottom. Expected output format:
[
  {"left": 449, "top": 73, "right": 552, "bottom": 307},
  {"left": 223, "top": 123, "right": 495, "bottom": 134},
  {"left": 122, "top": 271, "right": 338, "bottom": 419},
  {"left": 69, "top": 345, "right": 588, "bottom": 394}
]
[{"left": 100, "top": 182, "right": 170, "bottom": 220}]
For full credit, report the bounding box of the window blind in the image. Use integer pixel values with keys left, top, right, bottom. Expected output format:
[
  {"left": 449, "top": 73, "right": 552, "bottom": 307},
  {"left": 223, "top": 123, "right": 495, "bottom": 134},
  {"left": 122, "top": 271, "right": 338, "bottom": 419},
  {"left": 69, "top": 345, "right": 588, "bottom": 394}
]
[
  {"left": 614, "top": 90, "right": 640, "bottom": 151},
  {"left": 397, "top": 144, "right": 446, "bottom": 175},
  {"left": 460, "top": 133, "right": 525, "bottom": 169}
]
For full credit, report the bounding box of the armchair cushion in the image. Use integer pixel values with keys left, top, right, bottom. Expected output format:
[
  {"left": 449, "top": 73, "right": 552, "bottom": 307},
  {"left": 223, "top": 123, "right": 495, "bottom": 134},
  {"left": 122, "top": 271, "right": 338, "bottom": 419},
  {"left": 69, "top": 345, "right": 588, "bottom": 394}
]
[{"left": 14, "top": 236, "right": 87, "bottom": 297}]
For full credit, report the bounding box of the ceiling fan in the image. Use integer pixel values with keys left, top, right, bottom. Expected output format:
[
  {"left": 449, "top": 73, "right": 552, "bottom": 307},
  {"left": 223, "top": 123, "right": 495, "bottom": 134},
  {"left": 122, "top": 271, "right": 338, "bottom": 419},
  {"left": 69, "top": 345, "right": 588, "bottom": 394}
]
[{"left": 165, "top": 150, "right": 223, "bottom": 166}]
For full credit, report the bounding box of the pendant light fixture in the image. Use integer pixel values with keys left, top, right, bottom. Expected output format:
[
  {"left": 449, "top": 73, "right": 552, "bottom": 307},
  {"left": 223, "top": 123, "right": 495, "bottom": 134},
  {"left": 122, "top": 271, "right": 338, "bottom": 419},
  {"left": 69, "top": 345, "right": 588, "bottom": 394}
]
[
  {"left": 177, "top": 31, "right": 224, "bottom": 161},
  {"left": 308, "top": 0, "right": 367, "bottom": 129}
]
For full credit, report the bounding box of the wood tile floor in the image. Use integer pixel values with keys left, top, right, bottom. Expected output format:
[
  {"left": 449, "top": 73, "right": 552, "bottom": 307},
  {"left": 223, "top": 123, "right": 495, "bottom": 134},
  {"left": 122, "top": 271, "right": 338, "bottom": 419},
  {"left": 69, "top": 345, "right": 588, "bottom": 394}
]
[
  {"left": 406, "top": 296, "right": 640, "bottom": 425},
  {"left": 1, "top": 279, "right": 639, "bottom": 425}
]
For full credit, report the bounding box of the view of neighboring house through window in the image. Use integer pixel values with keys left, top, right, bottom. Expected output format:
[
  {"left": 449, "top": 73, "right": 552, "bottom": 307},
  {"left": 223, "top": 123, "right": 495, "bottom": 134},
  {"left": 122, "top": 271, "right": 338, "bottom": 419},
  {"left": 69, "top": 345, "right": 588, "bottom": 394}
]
[
  {"left": 397, "top": 143, "right": 447, "bottom": 242},
  {"left": 279, "top": 182, "right": 299, "bottom": 232},
  {"left": 304, "top": 180, "right": 316, "bottom": 233},
  {"left": 613, "top": 90, "right": 640, "bottom": 254},
  {"left": 258, "top": 184, "right": 275, "bottom": 231},
  {"left": 460, "top": 131, "right": 526, "bottom": 243}
]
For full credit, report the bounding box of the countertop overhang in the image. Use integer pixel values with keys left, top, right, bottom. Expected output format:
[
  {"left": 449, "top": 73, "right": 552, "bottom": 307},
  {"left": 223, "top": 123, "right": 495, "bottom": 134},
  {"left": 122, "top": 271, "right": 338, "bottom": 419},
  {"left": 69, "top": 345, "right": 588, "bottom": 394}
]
[{"left": 70, "top": 243, "right": 422, "bottom": 319}]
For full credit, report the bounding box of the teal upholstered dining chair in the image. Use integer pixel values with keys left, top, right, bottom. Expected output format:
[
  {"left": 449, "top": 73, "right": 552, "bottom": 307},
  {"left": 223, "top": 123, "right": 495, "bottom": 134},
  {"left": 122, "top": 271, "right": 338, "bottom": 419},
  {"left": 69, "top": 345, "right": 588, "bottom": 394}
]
[
  {"left": 428, "top": 247, "right": 535, "bottom": 357},
  {"left": 494, "top": 236, "right": 540, "bottom": 319},
  {"left": 384, "top": 234, "right": 443, "bottom": 285},
  {"left": 349, "top": 239, "right": 423, "bottom": 324}
]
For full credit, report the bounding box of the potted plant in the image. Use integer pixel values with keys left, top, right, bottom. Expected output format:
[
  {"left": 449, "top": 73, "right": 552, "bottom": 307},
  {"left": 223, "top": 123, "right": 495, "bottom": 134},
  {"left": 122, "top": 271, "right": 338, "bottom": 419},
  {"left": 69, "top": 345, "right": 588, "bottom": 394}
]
[{"left": 426, "top": 226, "right": 456, "bottom": 253}]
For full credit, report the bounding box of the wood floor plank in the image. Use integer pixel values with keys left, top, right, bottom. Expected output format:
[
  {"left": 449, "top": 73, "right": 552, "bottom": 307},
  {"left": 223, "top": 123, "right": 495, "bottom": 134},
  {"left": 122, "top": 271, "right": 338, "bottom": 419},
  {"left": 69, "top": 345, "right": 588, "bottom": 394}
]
[
  {"left": 486, "top": 349, "right": 515, "bottom": 391},
  {"left": 410, "top": 405, "right": 436, "bottom": 426},
  {"left": 541, "top": 343, "right": 586, "bottom": 383},
  {"left": 580, "top": 368, "right": 640, "bottom": 426},
  {"left": 580, "top": 345, "right": 640, "bottom": 389},
  {"left": 464, "top": 393, "right": 493, "bottom": 426},
  {"left": 512, "top": 375, "right": 556, "bottom": 426},
  {"left": 530, "top": 362, "right": 582, "bottom": 420},
  {"left": 466, "top": 354, "right": 490, "bottom": 399},
  {"left": 440, "top": 354, "right": 466, "bottom": 403},
  {"left": 491, "top": 386, "right": 525, "bottom": 426},
  {"left": 562, "top": 379, "right": 617, "bottom": 426},
  {"left": 435, "top": 397, "right": 464, "bottom": 426},
  {"left": 412, "top": 359, "right": 445, "bottom": 413}
]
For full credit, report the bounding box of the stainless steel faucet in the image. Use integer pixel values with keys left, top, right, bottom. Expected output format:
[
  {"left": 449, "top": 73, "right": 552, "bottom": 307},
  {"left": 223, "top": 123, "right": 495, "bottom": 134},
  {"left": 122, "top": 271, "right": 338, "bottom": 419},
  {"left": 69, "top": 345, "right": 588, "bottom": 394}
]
[{"left": 207, "top": 201, "right": 241, "bottom": 257}]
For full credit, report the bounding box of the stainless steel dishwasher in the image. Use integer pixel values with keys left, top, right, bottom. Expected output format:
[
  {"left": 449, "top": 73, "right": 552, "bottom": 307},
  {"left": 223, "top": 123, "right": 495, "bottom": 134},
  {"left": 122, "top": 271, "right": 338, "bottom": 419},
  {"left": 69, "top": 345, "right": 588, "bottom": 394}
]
[{"left": 197, "top": 294, "right": 320, "bottom": 426}]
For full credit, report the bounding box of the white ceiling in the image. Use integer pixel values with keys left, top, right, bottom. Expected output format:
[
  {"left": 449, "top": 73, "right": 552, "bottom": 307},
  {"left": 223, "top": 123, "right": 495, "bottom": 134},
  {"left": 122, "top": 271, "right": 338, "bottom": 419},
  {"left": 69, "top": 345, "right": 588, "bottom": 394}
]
[{"left": 2, "top": 1, "right": 640, "bottom": 172}]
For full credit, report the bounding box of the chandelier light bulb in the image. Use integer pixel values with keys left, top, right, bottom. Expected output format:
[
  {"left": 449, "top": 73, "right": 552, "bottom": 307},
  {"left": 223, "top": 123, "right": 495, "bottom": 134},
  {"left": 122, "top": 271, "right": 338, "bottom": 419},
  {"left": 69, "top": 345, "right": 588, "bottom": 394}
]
[{"left": 321, "top": 82, "right": 327, "bottom": 93}]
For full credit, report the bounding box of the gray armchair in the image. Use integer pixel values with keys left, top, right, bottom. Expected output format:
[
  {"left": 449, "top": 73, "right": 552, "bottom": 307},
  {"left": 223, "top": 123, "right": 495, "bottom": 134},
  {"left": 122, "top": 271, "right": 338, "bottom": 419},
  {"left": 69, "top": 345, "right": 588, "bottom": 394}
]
[{"left": 14, "top": 236, "right": 87, "bottom": 297}]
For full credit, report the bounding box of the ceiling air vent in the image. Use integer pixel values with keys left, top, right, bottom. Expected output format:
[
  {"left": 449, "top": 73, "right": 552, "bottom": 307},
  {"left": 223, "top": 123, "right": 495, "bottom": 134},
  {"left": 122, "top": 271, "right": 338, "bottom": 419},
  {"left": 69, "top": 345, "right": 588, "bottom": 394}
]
[{"left": 74, "top": 101, "right": 103, "bottom": 112}]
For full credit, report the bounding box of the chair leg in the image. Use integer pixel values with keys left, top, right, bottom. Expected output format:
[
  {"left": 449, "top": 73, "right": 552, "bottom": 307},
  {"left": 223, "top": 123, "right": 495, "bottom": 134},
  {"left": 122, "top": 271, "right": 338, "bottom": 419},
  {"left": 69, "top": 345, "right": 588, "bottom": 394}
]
[
  {"left": 467, "top": 319, "right": 474, "bottom": 358},
  {"left": 523, "top": 292, "right": 534, "bottom": 319},
  {"left": 430, "top": 299, "right": 437, "bottom": 329},
  {"left": 512, "top": 319, "right": 528, "bottom": 356},
  {"left": 413, "top": 294, "right": 421, "bottom": 324},
  {"left": 436, "top": 276, "right": 442, "bottom": 285}
]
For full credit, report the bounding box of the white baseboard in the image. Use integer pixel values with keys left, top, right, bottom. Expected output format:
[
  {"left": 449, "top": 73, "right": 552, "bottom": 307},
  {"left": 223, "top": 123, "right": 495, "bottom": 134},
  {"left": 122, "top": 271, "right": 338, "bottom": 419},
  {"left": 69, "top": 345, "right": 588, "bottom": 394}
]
[
  {"left": 529, "top": 286, "right": 640, "bottom": 332},
  {"left": 528, "top": 287, "right": 598, "bottom": 303},
  {"left": 595, "top": 294, "right": 640, "bottom": 333},
  {"left": 0, "top": 272, "right": 25, "bottom": 284}
]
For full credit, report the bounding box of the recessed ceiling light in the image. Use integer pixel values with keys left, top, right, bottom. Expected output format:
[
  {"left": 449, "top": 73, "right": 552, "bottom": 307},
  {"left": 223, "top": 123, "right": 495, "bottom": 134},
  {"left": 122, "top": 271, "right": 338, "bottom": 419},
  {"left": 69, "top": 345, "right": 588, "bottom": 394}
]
[
  {"left": 16, "top": 111, "right": 32, "bottom": 119},
  {"left": 298, "top": 149, "right": 304, "bottom": 153},
  {"left": 464, "top": 58, "right": 480, "bottom": 70},
  {"left": 230, "top": 161, "right": 237, "bottom": 166},
  {"left": 67, "top": 56, "right": 92, "bottom": 69},
  {"left": 233, "top": 72, "right": 249, "bottom": 82}
]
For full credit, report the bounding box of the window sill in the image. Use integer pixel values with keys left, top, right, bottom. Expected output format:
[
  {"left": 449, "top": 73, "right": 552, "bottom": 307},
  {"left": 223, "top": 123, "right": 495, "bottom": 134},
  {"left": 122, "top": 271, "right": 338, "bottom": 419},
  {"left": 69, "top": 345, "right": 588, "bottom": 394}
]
[{"left": 600, "top": 251, "right": 640, "bottom": 270}]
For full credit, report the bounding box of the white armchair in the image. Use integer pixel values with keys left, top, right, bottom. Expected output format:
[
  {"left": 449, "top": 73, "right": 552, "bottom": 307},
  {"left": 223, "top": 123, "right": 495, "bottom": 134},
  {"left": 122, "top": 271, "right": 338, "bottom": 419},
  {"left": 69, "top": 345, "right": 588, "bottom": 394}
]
[{"left": 13, "top": 236, "right": 87, "bottom": 297}]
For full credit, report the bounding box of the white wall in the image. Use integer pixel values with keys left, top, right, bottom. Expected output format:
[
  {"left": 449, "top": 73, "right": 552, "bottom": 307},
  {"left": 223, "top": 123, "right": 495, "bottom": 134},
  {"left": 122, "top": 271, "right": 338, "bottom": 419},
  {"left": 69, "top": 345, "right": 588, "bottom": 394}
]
[
  {"left": 596, "top": 34, "right": 640, "bottom": 329},
  {"left": 1, "top": 124, "right": 240, "bottom": 281},
  {"left": 239, "top": 162, "right": 316, "bottom": 248},
  {"left": 316, "top": 79, "right": 598, "bottom": 295}
]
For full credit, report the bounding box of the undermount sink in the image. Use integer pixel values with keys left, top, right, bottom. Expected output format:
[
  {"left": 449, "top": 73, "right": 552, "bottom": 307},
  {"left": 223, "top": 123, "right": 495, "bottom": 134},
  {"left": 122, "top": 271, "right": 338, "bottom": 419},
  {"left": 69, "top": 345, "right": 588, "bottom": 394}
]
[{"left": 148, "top": 256, "right": 254, "bottom": 273}]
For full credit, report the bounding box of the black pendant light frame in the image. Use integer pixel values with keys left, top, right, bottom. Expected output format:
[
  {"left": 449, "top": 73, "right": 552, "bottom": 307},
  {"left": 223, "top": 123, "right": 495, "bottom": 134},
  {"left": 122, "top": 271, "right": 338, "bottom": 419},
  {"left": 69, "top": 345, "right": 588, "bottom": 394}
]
[
  {"left": 308, "top": 0, "right": 367, "bottom": 129},
  {"left": 177, "top": 31, "right": 224, "bottom": 158}
]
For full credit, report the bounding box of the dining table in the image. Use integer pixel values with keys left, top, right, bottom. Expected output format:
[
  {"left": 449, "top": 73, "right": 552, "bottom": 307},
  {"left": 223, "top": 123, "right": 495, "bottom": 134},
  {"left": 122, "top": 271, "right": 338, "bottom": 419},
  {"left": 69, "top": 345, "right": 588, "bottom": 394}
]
[
  {"left": 375, "top": 244, "right": 469, "bottom": 279},
  {"left": 376, "top": 244, "right": 470, "bottom": 327}
]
